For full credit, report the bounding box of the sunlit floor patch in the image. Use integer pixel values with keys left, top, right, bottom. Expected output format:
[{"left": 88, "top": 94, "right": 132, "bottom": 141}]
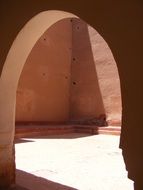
[{"left": 15, "top": 134, "right": 133, "bottom": 190}]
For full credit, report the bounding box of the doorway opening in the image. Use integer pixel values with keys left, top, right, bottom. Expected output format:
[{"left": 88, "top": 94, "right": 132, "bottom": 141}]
[{"left": 0, "top": 10, "right": 122, "bottom": 188}]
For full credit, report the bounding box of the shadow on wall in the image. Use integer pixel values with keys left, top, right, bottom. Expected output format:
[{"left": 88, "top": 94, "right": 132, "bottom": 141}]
[
  {"left": 69, "top": 18, "right": 106, "bottom": 125},
  {"left": 16, "top": 169, "right": 78, "bottom": 190}
]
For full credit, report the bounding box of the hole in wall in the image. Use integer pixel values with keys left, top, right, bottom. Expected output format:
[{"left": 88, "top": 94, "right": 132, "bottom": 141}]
[{"left": 72, "top": 82, "right": 76, "bottom": 85}]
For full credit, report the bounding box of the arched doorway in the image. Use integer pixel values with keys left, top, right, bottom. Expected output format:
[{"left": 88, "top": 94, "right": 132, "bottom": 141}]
[{"left": 0, "top": 10, "right": 121, "bottom": 187}]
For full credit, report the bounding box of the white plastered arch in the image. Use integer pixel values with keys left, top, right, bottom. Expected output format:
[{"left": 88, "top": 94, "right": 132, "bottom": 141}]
[{"left": 0, "top": 10, "right": 77, "bottom": 144}]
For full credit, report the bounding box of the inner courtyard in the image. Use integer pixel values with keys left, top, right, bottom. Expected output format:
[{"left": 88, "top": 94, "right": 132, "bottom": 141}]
[{"left": 15, "top": 134, "right": 133, "bottom": 190}]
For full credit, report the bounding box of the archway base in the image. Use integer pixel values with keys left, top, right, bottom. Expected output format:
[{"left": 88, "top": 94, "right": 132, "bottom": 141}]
[{"left": 0, "top": 144, "right": 15, "bottom": 188}]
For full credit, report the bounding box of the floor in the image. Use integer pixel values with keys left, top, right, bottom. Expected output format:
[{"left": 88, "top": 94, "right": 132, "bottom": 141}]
[{"left": 15, "top": 133, "right": 133, "bottom": 190}]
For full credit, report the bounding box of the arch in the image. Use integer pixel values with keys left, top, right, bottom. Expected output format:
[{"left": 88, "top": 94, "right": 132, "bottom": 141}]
[
  {"left": 0, "top": 11, "right": 77, "bottom": 135},
  {"left": 0, "top": 10, "right": 78, "bottom": 187},
  {"left": 1, "top": 11, "right": 77, "bottom": 87},
  {"left": 0, "top": 10, "right": 121, "bottom": 187}
]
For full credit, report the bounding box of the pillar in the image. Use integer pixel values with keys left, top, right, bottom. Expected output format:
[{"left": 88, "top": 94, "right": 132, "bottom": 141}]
[{"left": 0, "top": 84, "right": 16, "bottom": 188}]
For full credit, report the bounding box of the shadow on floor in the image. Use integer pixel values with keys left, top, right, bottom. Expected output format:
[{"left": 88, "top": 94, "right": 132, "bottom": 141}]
[
  {"left": 16, "top": 169, "right": 78, "bottom": 190},
  {"left": 26, "top": 133, "right": 93, "bottom": 139},
  {"left": 14, "top": 139, "right": 34, "bottom": 144},
  {"left": 15, "top": 124, "right": 98, "bottom": 140},
  {"left": 14, "top": 133, "right": 94, "bottom": 144}
]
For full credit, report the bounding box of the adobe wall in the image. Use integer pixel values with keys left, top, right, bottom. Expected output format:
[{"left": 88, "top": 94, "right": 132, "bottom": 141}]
[
  {"left": 16, "top": 19, "right": 72, "bottom": 123},
  {"left": 16, "top": 18, "right": 121, "bottom": 125},
  {"left": 70, "top": 19, "right": 121, "bottom": 125},
  {"left": 87, "top": 22, "right": 122, "bottom": 125},
  {"left": 70, "top": 19, "right": 105, "bottom": 122}
]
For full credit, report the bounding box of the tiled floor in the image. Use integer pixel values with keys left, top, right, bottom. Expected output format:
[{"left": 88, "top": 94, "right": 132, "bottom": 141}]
[{"left": 15, "top": 133, "right": 133, "bottom": 190}]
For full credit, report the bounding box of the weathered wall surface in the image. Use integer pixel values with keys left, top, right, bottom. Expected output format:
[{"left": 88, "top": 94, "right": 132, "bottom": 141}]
[
  {"left": 70, "top": 19, "right": 121, "bottom": 124},
  {"left": 16, "top": 18, "right": 121, "bottom": 125},
  {"left": 88, "top": 23, "right": 122, "bottom": 125},
  {"left": 16, "top": 19, "right": 72, "bottom": 123},
  {"left": 70, "top": 19, "right": 105, "bottom": 122}
]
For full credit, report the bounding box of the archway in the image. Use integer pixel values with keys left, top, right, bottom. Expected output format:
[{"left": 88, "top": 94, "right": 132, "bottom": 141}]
[
  {"left": 0, "top": 10, "right": 121, "bottom": 187},
  {"left": 15, "top": 17, "right": 121, "bottom": 135}
]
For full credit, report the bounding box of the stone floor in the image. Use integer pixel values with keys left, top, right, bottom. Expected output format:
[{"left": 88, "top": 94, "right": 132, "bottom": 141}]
[{"left": 15, "top": 133, "right": 133, "bottom": 190}]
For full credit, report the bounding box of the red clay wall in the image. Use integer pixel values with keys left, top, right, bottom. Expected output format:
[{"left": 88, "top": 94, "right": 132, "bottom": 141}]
[
  {"left": 16, "top": 19, "right": 72, "bottom": 123},
  {"left": 87, "top": 23, "right": 121, "bottom": 125},
  {"left": 15, "top": 18, "right": 121, "bottom": 125},
  {"left": 70, "top": 19, "right": 105, "bottom": 122}
]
